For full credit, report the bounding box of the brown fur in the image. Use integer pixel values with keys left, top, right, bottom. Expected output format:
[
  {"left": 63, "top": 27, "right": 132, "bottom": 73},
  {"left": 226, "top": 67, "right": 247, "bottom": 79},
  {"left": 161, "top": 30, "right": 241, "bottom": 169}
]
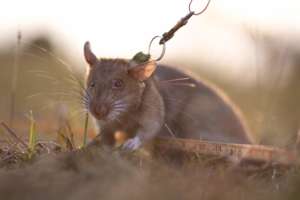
[{"left": 83, "top": 42, "right": 253, "bottom": 148}]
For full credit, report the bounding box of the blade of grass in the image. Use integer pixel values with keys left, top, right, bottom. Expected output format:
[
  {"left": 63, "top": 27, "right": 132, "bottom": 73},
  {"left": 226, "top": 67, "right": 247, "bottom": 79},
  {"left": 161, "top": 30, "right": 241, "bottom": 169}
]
[
  {"left": 57, "top": 131, "right": 73, "bottom": 151},
  {"left": 65, "top": 120, "right": 75, "bottom": 148},
  {"left": 9, "top": 30, "right": 22, "bottom": 127},
  {"left": 1, "top": 121, "right": 28, "bottom": 149},
  {"left": 82, "top": 112, "right": 89, "bottom": 147},
  {"left": 28, "top": 111, "right": 37, "bottom": 158},
  {"left": 0, "top": 126, "right": 13, "bottom": 146}
]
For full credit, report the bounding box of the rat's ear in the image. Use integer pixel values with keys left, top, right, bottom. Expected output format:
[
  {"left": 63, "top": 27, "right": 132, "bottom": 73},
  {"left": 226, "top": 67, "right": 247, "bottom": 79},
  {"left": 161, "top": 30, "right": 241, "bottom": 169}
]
[
  {"left": 128, "top": 61, "right": 157, "bottom": 81},
  {"left": 84, "top": 41, "right": 98, "bottom": 66}
]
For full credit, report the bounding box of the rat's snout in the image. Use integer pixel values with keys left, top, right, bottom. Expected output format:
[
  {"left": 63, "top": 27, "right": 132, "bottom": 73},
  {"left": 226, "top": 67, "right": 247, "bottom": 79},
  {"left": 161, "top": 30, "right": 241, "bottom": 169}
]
[{"left": 90, "top": 103, "right": 109, "bottom": 120}]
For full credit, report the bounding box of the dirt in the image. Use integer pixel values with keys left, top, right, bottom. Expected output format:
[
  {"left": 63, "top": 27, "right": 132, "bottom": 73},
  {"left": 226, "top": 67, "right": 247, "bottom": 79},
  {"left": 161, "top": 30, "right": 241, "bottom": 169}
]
[{"left": 0, "top": 144, "right": 299, "bottom": 200}]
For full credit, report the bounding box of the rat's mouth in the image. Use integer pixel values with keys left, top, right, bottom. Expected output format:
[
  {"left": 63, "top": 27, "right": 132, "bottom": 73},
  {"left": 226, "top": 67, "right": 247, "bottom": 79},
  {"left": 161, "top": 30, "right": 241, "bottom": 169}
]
[
  {"left": 89, "top": 101, "right": 127, "bottom": 122},
  {"left": 91, "top": 112, "right": 107, "bottom": 120},
  {"left": 90, "top": 106, "right": 110, "bottom": 120}
]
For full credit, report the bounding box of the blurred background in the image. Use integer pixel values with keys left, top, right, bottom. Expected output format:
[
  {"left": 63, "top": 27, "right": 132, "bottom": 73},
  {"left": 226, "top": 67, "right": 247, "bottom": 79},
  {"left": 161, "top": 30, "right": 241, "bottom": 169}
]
[{"left": 0, "top": 0, "right": 299, "bottom": 147}]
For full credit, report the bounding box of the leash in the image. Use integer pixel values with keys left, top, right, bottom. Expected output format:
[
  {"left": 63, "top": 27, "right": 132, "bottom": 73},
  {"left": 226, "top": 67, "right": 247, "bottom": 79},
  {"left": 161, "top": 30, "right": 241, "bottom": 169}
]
[{"left": 132, "top": 0, "right": 211, "bottom": 64}]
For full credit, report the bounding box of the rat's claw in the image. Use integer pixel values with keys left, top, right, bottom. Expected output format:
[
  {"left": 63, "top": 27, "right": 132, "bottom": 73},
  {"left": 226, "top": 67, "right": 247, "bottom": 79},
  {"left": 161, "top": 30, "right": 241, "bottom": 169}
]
[{"left": 122, "top": 136, "right": 142, "bottom": 151}]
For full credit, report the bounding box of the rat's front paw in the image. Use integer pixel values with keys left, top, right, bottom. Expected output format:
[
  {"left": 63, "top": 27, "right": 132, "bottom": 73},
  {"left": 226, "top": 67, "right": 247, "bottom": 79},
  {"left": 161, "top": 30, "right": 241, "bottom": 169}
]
[{"left": 122, "top": 136, "right": 142, "bottom": 151}]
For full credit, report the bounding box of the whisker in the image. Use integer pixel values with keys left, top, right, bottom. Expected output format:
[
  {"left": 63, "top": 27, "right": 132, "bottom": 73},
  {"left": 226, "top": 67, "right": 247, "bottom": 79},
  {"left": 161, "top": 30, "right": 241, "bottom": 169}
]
[
  {"left": 68, "top": 109, "right": 89, "bottom": 121},
  {"left": 113, "top": 109, "right": 126, "bottom": 113},
  {"left": 115, "top": 118, "right": 121, "bottom": 124},
  {"left": 26, "top": 92, "right": 46, "bottom": 100},
  {"left": 160, "top": 77, "right": 190, "bottom": 83},
  {"left": 22, "top": 41, "right": 76, "bottom": 72},
  {"left": 27, "top": 91, "right": 84, "bottom": 105},
  {"left": 162, "top": 83, "right": 196, "bottom": 87},
  {"left": 28, "top": 69, "right": 87, "bottom": 99},
  {"left": 164, "top": 123, "right": 176, "bottom": 137},
  {"left": 111, "top": 105, "right": 127, "bottom": 110}
]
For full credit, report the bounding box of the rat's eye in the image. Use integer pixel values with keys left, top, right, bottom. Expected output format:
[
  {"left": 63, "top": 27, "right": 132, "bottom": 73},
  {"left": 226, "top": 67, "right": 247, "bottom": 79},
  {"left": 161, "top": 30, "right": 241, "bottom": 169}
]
[
  {"left": 112, "top": 79, "right": 124, "bottom": 89},
  {"left": 89, "top": 82, "right": 96, "bottom": 88}
]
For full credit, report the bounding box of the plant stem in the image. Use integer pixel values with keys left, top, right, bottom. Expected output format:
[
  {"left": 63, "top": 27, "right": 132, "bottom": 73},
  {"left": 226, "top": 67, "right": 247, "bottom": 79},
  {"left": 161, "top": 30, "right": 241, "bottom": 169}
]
[
  {"left": 9, "top": 30, "right": 22, "bottom": 127},
  {"left": 1, "top": 121, "right": 28, "bottom": 149},
  {"left": 82, "top": 112, "right": 89, "bottom": 147},
  {"left": 28, "top": 111, "right": 37, "bottom": 158}
]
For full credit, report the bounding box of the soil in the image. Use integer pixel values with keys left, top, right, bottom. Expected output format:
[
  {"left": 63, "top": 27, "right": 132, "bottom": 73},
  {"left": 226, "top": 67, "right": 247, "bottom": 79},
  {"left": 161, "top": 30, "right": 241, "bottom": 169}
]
[{"left": 0, "top": 143, "right": 299, "bottom": 200}]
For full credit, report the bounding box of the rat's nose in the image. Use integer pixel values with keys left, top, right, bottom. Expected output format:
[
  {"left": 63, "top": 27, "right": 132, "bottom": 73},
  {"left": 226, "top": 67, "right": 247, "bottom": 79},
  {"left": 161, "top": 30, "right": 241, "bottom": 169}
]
[{"left": 93, "top": 106, "right": 109, "bottom": 119}]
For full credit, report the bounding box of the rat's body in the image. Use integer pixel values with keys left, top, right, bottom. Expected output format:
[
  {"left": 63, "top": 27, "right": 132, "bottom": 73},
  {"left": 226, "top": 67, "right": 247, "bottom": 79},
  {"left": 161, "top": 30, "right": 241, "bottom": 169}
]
[
  {"left": 83, "top": 42, "right": 253, "bottom": 150},
  {"left": 155, "top": 66, "right": 252, "bottom": 143}
]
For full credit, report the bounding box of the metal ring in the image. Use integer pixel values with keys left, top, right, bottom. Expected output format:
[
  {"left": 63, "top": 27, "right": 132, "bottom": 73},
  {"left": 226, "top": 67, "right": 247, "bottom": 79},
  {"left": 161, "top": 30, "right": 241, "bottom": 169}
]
[
  {"left": 189, "top": 0, "right": 211, "bottom": 15},
  {"left": 148, "top": 35, "right": 166, "bottom": 61}
]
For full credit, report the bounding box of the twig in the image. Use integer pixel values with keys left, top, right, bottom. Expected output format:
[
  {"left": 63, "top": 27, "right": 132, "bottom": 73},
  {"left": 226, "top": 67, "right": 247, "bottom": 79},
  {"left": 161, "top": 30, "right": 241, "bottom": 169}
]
[
  {"left": 9, "top": 30, "right": 22, "bottom": 127},
  {"left": 0, "top": 121, "right": 28, "bottom": 149},
  {"left": 58, "top": 132, "right": 73, "bottom": 151},
  {"left": 65, "top": 120, "right": 75, "bottom": 147}
]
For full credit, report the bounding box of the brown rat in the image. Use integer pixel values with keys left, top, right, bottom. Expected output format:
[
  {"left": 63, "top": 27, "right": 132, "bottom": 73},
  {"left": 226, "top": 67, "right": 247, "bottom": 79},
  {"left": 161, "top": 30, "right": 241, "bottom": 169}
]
[{"left": 83, "top": 42, "right": 253, "bottom": 150}]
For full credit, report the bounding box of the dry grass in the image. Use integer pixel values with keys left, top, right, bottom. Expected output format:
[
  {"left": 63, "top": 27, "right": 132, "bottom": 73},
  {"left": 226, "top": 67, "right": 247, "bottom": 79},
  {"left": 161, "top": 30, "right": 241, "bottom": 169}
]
[
  {"left": 0, "top": 121, "right": 299, "bottom": 200},
  {"left": 0, "top": 142, "right": 299, "bottom": 200}
]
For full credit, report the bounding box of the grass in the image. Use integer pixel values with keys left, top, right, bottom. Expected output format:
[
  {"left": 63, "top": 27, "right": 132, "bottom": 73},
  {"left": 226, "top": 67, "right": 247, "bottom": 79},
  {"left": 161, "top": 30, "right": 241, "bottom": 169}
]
[
  {"left": 9, "top": 30, "right": 21, "bottom": 127},
  {"left": 28, "top": 111, "right": 37, "bottom": 159},
  {"left": 0, "top": 127, "right": 299, "bottom": 200},
  {"left": 82, "top": 112, "right": 89, "bottom": 147}
]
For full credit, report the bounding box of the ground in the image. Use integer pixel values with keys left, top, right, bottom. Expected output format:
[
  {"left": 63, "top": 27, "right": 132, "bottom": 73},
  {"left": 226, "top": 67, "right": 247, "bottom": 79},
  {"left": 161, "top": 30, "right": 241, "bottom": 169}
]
[{"left": 0, "top": 141, "right": 300, "bottom": 200}]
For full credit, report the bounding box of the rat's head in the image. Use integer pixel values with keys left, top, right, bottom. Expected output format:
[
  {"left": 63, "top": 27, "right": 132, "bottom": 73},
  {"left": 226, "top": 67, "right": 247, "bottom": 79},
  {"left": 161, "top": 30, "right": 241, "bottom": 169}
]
[{"left": 83, "top": 41, "right": 156, "bottom": 122}]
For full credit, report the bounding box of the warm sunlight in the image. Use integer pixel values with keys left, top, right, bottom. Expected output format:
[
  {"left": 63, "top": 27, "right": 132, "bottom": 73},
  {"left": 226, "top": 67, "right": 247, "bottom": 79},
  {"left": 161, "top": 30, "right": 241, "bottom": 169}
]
[
  {"left": 1, "top": 0, "right": 298, "bottom": 64},
  {"left": 0, "top": 2, "right": 300, "bottom": 199}
]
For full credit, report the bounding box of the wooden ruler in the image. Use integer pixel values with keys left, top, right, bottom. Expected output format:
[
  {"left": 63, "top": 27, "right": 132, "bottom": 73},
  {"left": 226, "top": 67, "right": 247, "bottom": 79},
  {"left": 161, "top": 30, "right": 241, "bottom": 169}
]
[{"left": 154, "top": 137, "right": 298, "bottom": 165}]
